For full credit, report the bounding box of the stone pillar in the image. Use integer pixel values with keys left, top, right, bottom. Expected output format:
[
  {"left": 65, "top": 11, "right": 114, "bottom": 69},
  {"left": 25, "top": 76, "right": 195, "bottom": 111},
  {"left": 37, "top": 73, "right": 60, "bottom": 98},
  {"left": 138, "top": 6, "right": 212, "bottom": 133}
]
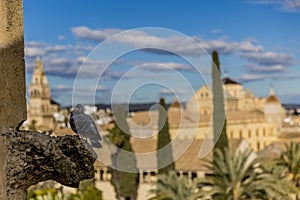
[
  {"left": 0, "top": 132, "right": 7, "bottom": 200},
  {"left": 95, "top": 168, "right": 100, "bottom": 181},
  {"left": 179, "top": 170, "right": 183, "bottom": 178},
  {"left": 103, "top": 168, "right": 108, "bottom": 181},
  {"left": 0, "top": 0, "right": 26, "bottom": 199},
  {"left": 0, "top": 2, "right": 98, "bottom": 200},
  {"left": 139, "top": 169, "right": 143, "bottom": 184}
]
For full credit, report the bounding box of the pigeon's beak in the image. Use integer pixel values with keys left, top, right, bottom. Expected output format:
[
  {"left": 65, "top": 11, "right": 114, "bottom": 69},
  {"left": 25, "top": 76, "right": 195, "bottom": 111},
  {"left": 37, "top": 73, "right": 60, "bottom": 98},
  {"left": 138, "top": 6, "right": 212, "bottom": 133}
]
[{"left": 70, "top": 108, "right": 76, "bottom": 112}]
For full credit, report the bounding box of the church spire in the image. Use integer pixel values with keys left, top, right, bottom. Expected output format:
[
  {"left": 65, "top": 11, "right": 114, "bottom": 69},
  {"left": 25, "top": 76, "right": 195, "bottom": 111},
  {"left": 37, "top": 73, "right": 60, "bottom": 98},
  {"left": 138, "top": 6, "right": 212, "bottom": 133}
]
[
  {"left": 223, "top": 70, "right": 228, "bottom": 78},
  {"left": 170, "top": 96, "right": 181, "bottom": 108},
  {"left": 266, "top": 84, "right": 280, "bottom": 103},
  {"left": 33, "top": 56, "right": 45, "bottom": 76},
  {"left": 269, "top": 83, "right": 275, "bottom": 96}
]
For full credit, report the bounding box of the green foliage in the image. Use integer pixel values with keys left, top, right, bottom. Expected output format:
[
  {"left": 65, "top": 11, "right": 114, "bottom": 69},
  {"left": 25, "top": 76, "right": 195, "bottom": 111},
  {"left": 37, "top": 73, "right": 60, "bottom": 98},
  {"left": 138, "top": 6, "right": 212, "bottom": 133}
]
[
  {"left": 197, "top": 148, "right": 292, "bottom": 200},
  {"left": 27, "top": 188, "right": 58, "bottom": 200},
  {"left": 75, "top": 179, "right": 102, "bottom": 200},
  {"left": 157, "top": 98, "right": 175, "bottom": 175},
  {"left": 275, "top": 142, "right": 300, "bottom": 199},
  {"left": 107, "top": 105, "right": 139, "bottom": 200},
  {"left": 27, "top": 179, "right": 103, "bottom": 200},
  {"left": 212, "top": 51, "right": 228, "bottom": 152},
  {"left": 149, "top": 171, "right": 198, "bottom": 200},
  {"left": 277, "top": 142, "right": 300, "bottom": 184}
]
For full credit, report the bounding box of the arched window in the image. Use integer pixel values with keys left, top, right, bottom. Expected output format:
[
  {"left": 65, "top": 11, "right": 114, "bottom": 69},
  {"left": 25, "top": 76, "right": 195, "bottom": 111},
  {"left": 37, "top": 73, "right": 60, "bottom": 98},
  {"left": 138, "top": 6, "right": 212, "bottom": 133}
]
[
  {"left": 257, "top": 142, "right": 260, "bottom": 151},
  {"left": 248, "top": 130, "right": 251, "bottom": 138},
  {"left": 239, "top": 130, "right": 242, "bottom": 138},
  {"left": 230, "top": 131, "right": 233, "bottom": 139},
  {"left": 191, "top": 172, "right": 197, "bottom": 180},
  {"left": 100, "top": 169, "right": 104, "bottom": 180}
]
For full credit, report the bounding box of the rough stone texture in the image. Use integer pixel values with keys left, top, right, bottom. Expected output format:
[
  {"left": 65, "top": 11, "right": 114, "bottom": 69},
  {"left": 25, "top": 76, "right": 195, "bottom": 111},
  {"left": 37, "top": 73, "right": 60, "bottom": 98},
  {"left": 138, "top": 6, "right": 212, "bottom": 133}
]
[
  {"left": 0, "top": 0, "right": 26, "bottom": 128},
  {"left": 2, "top": 131, "right": 97, "bottom": 199},
  {"left": 0, "top": 128, "right": 8, "bottom": 200},
  {"left": 0, "top": 1, "right": 26, "bottom": 198}
]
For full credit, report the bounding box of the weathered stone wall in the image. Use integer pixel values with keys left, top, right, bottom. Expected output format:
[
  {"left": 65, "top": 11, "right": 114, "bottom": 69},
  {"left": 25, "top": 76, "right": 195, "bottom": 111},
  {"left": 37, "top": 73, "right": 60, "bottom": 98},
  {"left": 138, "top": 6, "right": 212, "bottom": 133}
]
[
  {"left": 0, "top": 0, "right": 26, "bottom": 199},
  {"left": 0, "top": 0, "right": 26, "bottom": 128},
  {"left": 2, "top": 131, "right": 97, "bottom": 199},
  {"left": 0, "top": 128, "right": 8, "bottom": 200}
]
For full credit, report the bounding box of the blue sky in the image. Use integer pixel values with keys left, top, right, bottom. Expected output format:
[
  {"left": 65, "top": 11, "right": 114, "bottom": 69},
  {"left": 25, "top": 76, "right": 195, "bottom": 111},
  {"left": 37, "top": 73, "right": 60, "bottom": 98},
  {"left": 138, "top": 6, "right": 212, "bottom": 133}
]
[{"left": 23, "top": 0, "right": 300, "bottom": 106}]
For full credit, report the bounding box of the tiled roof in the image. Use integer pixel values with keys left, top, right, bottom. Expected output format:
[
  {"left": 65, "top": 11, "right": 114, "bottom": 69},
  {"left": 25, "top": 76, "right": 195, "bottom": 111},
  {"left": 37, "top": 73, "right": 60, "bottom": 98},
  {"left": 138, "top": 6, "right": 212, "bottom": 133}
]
[
  {"left": 130, "top": 109, "right": 200, "bottom": 127},
  {"left": 55, "top": 127, "right": 242, "bottom": 171},
  {"left": 222, "top": 77, "right": 241, "bottom": 85}
]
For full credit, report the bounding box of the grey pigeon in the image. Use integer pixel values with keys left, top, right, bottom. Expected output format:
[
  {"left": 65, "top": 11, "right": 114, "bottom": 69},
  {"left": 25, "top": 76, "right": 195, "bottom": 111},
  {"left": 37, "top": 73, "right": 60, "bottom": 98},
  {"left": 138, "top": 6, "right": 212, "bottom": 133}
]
[{"left": 70, "top": 104, "right": 102, "bottom": 148}]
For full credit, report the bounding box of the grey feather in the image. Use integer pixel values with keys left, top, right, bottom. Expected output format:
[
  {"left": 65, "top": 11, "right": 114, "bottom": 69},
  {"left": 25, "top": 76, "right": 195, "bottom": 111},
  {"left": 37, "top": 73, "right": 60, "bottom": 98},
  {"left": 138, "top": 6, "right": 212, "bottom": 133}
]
[{"left": 70, "top": 104, "right": 102, "bottom": 148}]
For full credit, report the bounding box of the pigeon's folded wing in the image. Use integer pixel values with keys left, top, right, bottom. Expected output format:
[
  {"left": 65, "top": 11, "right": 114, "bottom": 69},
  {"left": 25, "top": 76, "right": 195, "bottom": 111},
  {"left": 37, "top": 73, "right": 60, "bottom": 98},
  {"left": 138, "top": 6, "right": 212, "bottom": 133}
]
[{"left": 73, "top": 114, "right": 101, "bottom": 140}]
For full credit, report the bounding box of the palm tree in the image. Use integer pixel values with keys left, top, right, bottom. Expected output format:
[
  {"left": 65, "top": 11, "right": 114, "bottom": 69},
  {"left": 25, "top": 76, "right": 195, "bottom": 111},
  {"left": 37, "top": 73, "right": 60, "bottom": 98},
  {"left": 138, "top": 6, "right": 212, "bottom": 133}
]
[
  {"left": 277, "top": 142, "right": 300, "bottom": 185},
  {"left": 276, "top": 142, "right": 300, "bottom": 199},
  {"left": 149, "top": 171, "right": 198, "bottom": 200},
  {"left": 197, "top": 148, "right": 291, "bottom": 200}
]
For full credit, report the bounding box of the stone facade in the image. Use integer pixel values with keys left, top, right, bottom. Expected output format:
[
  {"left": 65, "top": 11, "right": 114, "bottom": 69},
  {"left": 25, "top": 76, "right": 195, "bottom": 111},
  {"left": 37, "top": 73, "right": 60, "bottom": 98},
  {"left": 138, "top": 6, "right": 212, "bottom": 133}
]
[
  {"left": 130, "top": 77, "right": 285, "bottom": 152},
  {"left": 184, "top": 77, "right": 284, "bottom": 151}
]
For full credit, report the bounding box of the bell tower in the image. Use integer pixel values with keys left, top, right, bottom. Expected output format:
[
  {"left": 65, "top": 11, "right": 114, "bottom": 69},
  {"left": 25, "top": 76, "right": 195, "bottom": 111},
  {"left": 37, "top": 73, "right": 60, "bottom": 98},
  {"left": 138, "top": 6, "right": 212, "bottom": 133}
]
[
  {"left": 264, "top": 85, "right": 285, "bottom": 135},
  {"left": 28, "top": 57, "right": 54, "bottom": 131}
]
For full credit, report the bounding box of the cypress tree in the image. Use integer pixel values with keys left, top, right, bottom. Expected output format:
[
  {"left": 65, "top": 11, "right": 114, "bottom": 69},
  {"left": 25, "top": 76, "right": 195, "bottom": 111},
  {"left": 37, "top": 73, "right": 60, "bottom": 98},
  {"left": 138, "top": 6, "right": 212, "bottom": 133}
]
[
  {"left": 157, "top": 98, "right": 175, "bottom": 175},
  {"left": 108, "top": 105, "right": 139, "bottom": 200},
  {"left": 212, "top": 51, "right": 228, "bottom": 153}
]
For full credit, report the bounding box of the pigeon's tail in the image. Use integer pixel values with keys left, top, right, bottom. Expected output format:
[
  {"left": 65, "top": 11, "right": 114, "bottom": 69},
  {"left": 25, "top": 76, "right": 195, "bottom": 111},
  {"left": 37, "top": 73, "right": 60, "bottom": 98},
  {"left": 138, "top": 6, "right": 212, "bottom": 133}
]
[{"left": 91, "top": 140, "right": 102, "bottom": 148}]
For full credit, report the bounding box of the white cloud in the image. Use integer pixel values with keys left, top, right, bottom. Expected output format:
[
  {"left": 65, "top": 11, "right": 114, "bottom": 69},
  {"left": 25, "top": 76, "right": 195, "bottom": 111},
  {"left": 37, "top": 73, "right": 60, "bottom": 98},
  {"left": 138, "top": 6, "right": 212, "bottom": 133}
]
[
  {"left": 25, "top": 41, "right": 94, "bottom": 59},
  {"left": 58, "top": 35, "right": 65, "bottom": 40},
  {"left": 249, "top": 0, "right": 300, "bottom": 12},
  {"left": 45, "top": 45, "right": 68, "bottom": 53},
  {"left": 138, "top": 62, "right": 194, "bottom": 71},
  {"left": 25, "top": 27, "right": 296, "bottom": 87},
  {"left": 241, "top": 51, "right": 294, "bottom": 66},
  {"left": 53, "top": 84, "right": 107, "bottom": 91},
  {"left": 211, "top": 29, "right": 221, "bottom": 34},
  {"left": 239, "top": 74, "right": 266, "bottom": 82},
  {"left": 245, "top": 63, "right": 287, "bottom": 73},
  {"left": 239, "top": 71, "right": 300, "bottom": 83},
  {"left": 71, "top": 26, "right": 263, "bottom": 55},
  {"left": 159, "top": 88, "right": 188, "bottom": 95},
  {"left": 25, "top": 46, "right": 46, "bottom": 57},
  {"left": 71, "top": 26, "right": 122, "bottom": 41}
]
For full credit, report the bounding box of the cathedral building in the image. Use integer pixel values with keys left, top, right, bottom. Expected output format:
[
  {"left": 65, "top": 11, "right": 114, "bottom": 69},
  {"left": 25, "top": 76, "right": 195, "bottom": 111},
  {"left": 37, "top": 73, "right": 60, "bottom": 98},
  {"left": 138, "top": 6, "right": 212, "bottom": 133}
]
[
  {"left": 28, "top": 57, "right": 60, "bottom": 132},
  {"left": 130, "top": 76, "right": 285, "bottom": 152}
]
